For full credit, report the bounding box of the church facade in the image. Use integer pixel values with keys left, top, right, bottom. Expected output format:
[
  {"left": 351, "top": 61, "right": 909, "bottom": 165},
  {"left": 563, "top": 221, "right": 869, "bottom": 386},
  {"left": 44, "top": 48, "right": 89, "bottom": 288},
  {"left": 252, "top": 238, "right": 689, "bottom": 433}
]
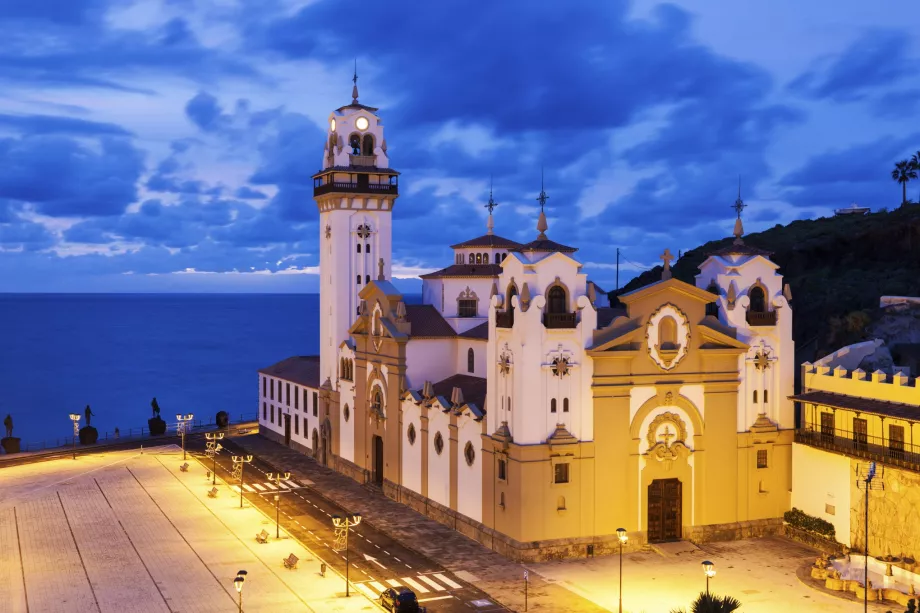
[{"left": 257, "top": 84, "right": 796, "bottom": 560}]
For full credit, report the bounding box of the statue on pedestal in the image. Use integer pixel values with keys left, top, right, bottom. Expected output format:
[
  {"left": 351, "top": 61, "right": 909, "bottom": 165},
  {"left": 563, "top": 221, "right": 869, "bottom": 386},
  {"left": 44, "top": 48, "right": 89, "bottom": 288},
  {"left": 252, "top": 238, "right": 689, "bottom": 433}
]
[
  {"left": 1, "top": 414, "right": 19, "bottom": 453},
  {"left": 3, "top": 414, "right": 11, "bottom": 438}
]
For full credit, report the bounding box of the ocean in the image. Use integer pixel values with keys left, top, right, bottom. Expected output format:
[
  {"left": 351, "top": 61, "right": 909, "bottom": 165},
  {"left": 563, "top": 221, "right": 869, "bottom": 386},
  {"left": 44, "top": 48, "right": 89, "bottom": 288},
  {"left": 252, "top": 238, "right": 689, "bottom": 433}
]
[{"left": 0, "top": 294, "right": 319, "bottom": 447}]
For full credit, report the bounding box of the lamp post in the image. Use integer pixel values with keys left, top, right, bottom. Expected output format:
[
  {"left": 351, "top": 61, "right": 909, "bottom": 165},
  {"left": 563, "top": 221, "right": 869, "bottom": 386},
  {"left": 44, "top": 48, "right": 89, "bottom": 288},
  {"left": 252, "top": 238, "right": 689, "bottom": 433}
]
[
  {"left": 205, "top": 431, "right": 224, "bottom": 485},
  {"left": 176, "top": 413, "right": 194, "bottom": 460},
  {"left": 231, "top": 455, "right": 253, "bottom": 508},
  {"left": 234, "top": 569, "right": 247, "bottom": 613},
  {"left": 267, "top": 471, "right": 290, "bottom": 539},
  {"left": 616, "top": 528, "right": 628, "bottom": 613},
  {"left": 331, "top": 513, "right": 362, "bottom": 596},
  {"left": 68, "top": 413, "right": 80, "bottom": 460},
  {"left": 857, "top": 461, "right": 884, "bottom": 613},
  {"left": 702, "top": 560, "right": 716, "bottom": 595}
]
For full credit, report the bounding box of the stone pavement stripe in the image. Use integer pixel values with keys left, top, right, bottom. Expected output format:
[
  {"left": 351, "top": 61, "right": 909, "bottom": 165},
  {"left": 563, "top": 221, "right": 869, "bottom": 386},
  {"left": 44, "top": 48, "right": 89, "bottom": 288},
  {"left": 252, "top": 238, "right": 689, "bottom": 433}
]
[
  {"left": 55, "top": 491, "right": 103, "bottom": 612},
  {"left": 0, "top": 508, "right": 28, "bottom": 613},
  {"left": 401, "top": 576, "right": 429, "bottom": 593},
  {"left": 418, "top": 575, "right": 447, "bottom": 591},
  {"left": 385, "top": 579, "right": 401, "bottom": 587},
  {"left": 369, "top": 580, "right": 386, "bottom": 592},
  {"left": 58, "top": 482, "right": 171, "bottom": 613},
  {"left": 16, "top": 494, "right": 98, "bottom": 612},
  {"left": 253, "top": 483, "right": 266, "bottom": 491},
  {"left": 283, "top": 480, "right": 298, "bottom": 488},
  {"left": 354, "top": 582, "right": 379, "bottom": 600},
  {"left": 264, "top": 482, "right": 278, "bottom": 490},
  {"left": 433, "top": 572, "right": 463, "bottom": 589}
]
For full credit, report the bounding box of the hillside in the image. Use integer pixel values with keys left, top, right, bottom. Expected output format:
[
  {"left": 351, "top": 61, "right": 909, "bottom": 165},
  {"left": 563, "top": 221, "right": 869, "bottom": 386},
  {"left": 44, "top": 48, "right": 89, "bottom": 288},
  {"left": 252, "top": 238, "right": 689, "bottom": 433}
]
[{"left": 614, "top": 206, "right": 920, "bottom": 363}]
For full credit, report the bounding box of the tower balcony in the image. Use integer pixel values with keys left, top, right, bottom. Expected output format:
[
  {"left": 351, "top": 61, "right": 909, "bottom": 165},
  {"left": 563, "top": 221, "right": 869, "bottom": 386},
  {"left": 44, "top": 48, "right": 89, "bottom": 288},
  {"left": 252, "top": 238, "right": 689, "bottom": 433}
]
[
  {"left": 543, "top": 312, "right": 577, "bottom": 329},
  {"left": 313, "top": 174, "right": 399, "bottom": 198},
  {"left": 349, "top": 154, "right": 377, "bottom": 167},
  {"left": 746, "top": 310, "right": 777, "bottom": 326}
]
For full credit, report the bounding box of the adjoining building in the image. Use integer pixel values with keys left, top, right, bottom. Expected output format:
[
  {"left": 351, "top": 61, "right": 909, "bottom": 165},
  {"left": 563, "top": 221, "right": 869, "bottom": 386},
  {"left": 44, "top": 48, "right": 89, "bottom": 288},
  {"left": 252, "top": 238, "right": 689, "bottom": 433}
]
[
  {"left": 257, "top": 83, "right": 797, "bottom": 561},
  {"left": 792, "top": 336, "right": 920, "bottom": 557}
]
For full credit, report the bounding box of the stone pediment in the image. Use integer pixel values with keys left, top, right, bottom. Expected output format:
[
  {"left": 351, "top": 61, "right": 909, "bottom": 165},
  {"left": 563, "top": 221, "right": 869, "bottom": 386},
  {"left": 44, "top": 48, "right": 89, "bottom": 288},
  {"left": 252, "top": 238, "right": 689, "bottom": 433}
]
[
  {"left": 589, "top": 320, "right": 644, "bottom": 353},
  {"left": 697, "top": 323, "right": 748, "bottom": 350},
  {"left": 618, "top": 277, "right": 718, "bottom": 306}
]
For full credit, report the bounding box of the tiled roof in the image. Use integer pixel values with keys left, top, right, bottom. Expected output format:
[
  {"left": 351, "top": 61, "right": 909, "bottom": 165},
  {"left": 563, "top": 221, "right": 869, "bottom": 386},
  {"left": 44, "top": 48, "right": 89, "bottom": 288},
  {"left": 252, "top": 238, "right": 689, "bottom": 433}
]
[
  {"left": 335, "top": 102, "right": 379, "bottom": 112},
  {"left": 428, "top": 374, "right": 488, "bottom": 415},
  {"left": 513, "top": 237, "right": 578, "bottom": 253},
  {"left": 709, "top": 240, "right": 772, "bottom": 258},
  {"left": 459, "top": 321, "right": 489, "bottom": 340},
  {"left": 405, "top": 305, "right": 457, "bottom": 338},
  {"left": 315, "top": 165, "right": 399, "bottom": 174},
  {"left": 419, "top": 264, "right": 503, "bottom": 279},
  {"left": 258, "top": 356, "right": 321, "bottom": 389},
  {"left": 597, "top": 307, "right": 627, "bottom": 329},
  {"left": 791, "top": 390, "right": 920, "bottom": 421},
  {"left": 450, "top": 234, "right": 523, "bottom": 249}
]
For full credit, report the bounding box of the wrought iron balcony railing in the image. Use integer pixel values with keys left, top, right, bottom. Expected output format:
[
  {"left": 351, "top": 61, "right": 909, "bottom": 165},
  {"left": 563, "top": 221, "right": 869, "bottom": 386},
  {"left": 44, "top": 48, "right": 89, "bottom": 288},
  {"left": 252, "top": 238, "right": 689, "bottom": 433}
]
[
  {"left": 746, "top": 310, "right": 777, "bottom": 326},
  {"left": 795, "top": 426, "right": 920, "bottom": 472},
  {"left": 543, "top": 312, "right": 577, "bottom": 329}
]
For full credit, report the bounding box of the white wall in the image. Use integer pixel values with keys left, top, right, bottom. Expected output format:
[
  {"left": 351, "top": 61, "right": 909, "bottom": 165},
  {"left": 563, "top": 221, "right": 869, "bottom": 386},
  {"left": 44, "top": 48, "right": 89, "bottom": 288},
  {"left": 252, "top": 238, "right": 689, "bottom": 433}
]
[
  {"left": 792, "top": 443, "right": 852, "bottom": 546},
  {"left": 427, "top": 409, "right": 451, "bottom": 508},
  {"left": 405, "top": 339, "right": 457, "bottom": 390},
  {"left": 401, "top": 400, "right": 422, "bottom": 495},
  {"left": 456, "top": 414, "right": 482, "bottom": 522},
  {"left": 455, "top": 340, "right": 487, "bottom": 377}
]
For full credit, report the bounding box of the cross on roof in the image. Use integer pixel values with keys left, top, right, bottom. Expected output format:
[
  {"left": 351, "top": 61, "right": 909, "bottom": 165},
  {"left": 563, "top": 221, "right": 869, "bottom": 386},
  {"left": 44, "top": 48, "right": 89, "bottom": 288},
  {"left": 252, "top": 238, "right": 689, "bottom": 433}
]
[
  {"left": 660, "top": 248, "right": 674, "bottom": 268},
  {"left": 732, "top": 176, "right": 746, "bottom": 219},
  {"left": 536, "top": 168, "right": 549, "bottom": 211},
  {"left": 485, "top": 177, "right": 498, "bottom": 215}
]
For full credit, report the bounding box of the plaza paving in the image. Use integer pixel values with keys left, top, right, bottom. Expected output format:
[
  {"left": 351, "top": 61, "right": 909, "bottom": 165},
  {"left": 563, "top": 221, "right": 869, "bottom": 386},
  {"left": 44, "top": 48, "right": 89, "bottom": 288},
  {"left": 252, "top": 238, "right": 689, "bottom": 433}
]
[{"left": 0, "top": 446, "right": 377, "bottom": 613}]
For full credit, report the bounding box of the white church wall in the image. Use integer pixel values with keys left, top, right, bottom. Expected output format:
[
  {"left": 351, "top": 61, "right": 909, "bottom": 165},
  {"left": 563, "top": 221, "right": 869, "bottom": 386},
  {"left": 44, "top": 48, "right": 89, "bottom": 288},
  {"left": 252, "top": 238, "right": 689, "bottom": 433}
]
[
  {"left": 792, "top": 442, "right": 852, "bottom": 546},
  {"left": 422, "top": 279, "right": 443, "bottom": 314},
  {"left": 455, "top": 340, "right": 487, "bottom": 377},
  {"left": 401, "top": 400, "right": 422, "bottom": 496},
  {"left": 405, "top": 339, "right": 456, "bottom": 390},
  {"left": 456, "top": 415, "right": 483, "bottom": 523},
  {"left": 427, "top": 408, "right": 451, "bottom": 508}
]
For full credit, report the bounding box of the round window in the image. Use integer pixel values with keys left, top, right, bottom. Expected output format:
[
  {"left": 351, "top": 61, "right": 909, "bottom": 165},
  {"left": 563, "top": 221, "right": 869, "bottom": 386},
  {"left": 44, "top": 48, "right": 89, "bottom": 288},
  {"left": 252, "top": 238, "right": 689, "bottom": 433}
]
[
  {"left": 464, "top": 441, "right": 475, "bottom": 466},
  {"left": 407, "top": 423, "right": 416, "bottom": 445},
  {"left": 355, "top": 116, "right": 369, "bottom": 131},
  {"left": 343, "top": 404, "right": 350, "bottom": 422},
  {"left": 434, "top": 432, "right": 444, "bottom": 455}
]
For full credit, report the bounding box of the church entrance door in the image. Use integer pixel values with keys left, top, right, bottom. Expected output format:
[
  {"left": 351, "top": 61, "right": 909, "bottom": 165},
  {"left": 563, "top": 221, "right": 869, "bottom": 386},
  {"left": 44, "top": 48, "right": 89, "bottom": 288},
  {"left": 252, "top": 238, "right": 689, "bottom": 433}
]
[
  {"left": 284, "top": 414, "right": 291, "bottom": 447},
  {"left": 372, "top": 435, "right": 384, "bottom": 487},
  {"left": 648, "top": 478, "right": 682, "bottom": 542}
]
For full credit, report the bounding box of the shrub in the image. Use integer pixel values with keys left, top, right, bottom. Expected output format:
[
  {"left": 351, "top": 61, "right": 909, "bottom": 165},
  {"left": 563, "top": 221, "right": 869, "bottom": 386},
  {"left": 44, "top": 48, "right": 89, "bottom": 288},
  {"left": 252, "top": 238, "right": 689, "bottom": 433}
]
[{"left": 784, "top": 507, "right": 836, "bottom": 539}]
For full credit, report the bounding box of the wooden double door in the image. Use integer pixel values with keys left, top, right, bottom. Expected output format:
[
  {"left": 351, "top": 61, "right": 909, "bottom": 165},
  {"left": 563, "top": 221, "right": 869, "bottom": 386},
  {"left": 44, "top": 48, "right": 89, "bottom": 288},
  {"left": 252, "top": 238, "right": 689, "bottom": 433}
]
[{"left": 648, "top": 478, "right": 682, "bottom": 543}]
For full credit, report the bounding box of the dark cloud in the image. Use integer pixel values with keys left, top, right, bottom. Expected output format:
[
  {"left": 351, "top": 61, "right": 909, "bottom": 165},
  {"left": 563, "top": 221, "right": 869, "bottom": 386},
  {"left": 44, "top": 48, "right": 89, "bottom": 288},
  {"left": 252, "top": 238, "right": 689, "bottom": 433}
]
[
  {"left": 0, "top": 219, "right": 55, "bottom": 251},
  {"left": 0, "top": 113, "right": 132, "bottom": 136},
  {"left": 871, "top": 89, "right": 920, "bottom": 120},
  {"left": 185, "top": 91, "right": 224, "bottom": 132},
  {"left": 789, "top": 30, "right": 917, "bottom": 102},
  {"left": 0, "top": 134, "right": 144, "bottom": 216}
]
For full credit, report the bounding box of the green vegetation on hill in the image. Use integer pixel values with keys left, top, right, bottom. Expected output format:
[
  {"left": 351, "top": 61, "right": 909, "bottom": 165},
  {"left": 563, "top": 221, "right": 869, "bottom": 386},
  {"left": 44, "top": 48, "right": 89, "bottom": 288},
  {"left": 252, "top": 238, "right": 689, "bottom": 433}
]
[{"left": 615, "top": 206, "right": 920, "bottom": 361}]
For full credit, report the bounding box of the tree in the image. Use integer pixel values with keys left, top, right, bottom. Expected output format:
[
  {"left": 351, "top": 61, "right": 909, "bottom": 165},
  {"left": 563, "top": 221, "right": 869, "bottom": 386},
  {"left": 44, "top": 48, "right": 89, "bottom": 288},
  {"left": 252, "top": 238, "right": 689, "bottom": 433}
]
[
  {"left": 892, "top": 159, "right": 918, "bottom": 206},
  {"left": 671, "top": 592, "right": 742, "bottom": 613}
]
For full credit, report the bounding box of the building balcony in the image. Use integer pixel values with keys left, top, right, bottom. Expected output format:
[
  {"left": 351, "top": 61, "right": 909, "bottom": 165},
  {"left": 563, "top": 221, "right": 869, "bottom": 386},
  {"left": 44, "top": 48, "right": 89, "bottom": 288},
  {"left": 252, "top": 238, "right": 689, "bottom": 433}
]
[
  {"left": 746, "top": 310, "right": 777, "bottom": 326},
  {"left": 795, "top": 427, "right": 920, "bottom": 473},
  {"left": 313, "top": 175, "right": 398, "bottom": 198},
  {"left": 349, "top": 154, "right": 377, "bottom": 167},
  {"left": 496, "top": 311, "right": 514, "bottom": 328},
  {"left": 543, "top": 312, "right": 577, "bottom": 329}
]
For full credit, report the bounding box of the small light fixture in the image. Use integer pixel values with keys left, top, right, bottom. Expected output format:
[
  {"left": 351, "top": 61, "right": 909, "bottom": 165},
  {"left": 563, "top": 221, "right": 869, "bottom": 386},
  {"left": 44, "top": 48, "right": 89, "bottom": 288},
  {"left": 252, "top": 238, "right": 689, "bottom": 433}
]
[
  {"left": 702, "top": 560, "right": 715, "bottom": 578},
  {"left": 616, "top": 527, "right": 628, "bottom": 544}
]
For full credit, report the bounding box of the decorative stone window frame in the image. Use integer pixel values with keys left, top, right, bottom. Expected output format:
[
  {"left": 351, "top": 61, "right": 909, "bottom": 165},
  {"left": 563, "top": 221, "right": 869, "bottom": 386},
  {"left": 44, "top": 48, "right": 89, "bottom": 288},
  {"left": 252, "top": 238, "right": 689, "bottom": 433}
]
[
  {"left": 544, "top": 278, "right": 570, "bottom": 314},
  {"left": 369, "top": 383, "right": 386, "bottom": 419},
  {"left": 550, "top": 456, "right": 572, "bottom": 486},
  {"left": 433, "top": 431, "right": 445, "bottom": 455},
  {"left": 456, "top": 286, "right": 479, "bottom": 318},
  {"left": 747, "top": 280, "right": 770, "bottom": 313},
  {"left": 497, "top": 457, "right": 508, "bottom": 482},
  {"left": 646, "top": 303, "right": 691, "bottom": 371},
  {"left": 464, "top": 441, "right": 476, "bottom": 466}
]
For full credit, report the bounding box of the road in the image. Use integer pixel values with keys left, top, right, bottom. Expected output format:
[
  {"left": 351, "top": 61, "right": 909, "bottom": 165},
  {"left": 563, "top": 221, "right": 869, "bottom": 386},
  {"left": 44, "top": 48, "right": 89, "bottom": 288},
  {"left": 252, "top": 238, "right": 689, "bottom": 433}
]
[{"left": 193, "top": 437, "right": 510, "bottom": 613}]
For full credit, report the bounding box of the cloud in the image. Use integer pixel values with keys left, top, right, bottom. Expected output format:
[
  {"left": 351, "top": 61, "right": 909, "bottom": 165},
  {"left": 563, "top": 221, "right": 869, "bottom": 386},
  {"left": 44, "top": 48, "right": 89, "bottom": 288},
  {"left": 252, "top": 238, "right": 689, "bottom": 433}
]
[
  {"left": 0, "top": 113, "right": 133, "bottom": 136},
  {"left": 234, "top": 186, "right": 267, "bottom": 200}
]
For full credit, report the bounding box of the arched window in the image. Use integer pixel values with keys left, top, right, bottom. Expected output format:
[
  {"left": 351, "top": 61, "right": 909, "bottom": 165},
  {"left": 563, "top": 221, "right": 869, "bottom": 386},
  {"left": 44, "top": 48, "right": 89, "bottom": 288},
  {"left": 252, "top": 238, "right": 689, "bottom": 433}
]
[
  {"left": 372, "top": 387, "right": 383, "bottom": 416},
  {"left": 658, "top": 316, "right": 678, "bottom": 349},
  {"left": 357, "top": 243, "right": 362, "bottom": 253},
  {"left": 407, "top": 423, "right": 416, "bottom": 445},
  {"left": 481, "top": 252, "right": 488, "bottom": 263},
  {"left": 753, "top": 390, "right": 759, "bottom": 403},
  {"left": 464, "top": 441, "right": 476, "bottom": 466},
  {"left": 362, "top": 134, "right": 374, "bottom": 156},
  {"left": 764, "top": 389, "right": 769, "bottom": 403},
  {"left": 749, "top": 286, "right": 766, "bottom": 313},
  {"left": 551, "top": 398, "right": 557, "bottom": 413},
  {"left": 467, "top": 348, "right": 475, "bottom": 373},
  {"left": 434, "top": 432, "right": 444, "bottom": 455},
  {"left": 557, "top": 495, "right": 566, "bottom": 510},
  {"left": 476, "top": 253, "right": 482, "bottom": 264},
  {"left": 563, "top": 398, "right": 569, "bottom": 413},
  {"left": 500, "top": 492, "right": 505, "bottom": 508},
  {"left": 507, "top": 285, "right": 517, "bottom": 324},
  {"left": 348, "top": 133, "right": 361, "bottom": 154},
  {"left": 548, "top": 286, "right": 566, "bottom": 314},
  {"left": 494, "top": 253, "right": 501, "bottom": 264},
  {"left": 312, "top": 428, "right": 319, "bottom": 454}
]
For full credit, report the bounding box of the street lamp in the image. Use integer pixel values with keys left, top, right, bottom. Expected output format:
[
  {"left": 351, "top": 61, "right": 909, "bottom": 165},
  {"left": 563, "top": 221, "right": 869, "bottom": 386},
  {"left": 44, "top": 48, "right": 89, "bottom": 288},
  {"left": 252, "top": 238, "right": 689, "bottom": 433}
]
[
  {"left": 332, "top": 513, "right": 362, "bottom": 597},
  {"left": 176, "top": 413, "right": 194, "bottom": 460},
  {"left": 68, "top": 413, "right": 80, "bottom": 460},
  {"left": 205, "top": 431, "right": 224, "bottom": 485},
  {"left": 267, "top": 471, "right": 290, "bottom": 539},
  {"left": 702, "top": 560, "right": 716, "bottom": 595},
  {"left": 234, "top": 569, "right": 247, "bottom": 613},
  {"left": 616, "top": 528, "right": 628, "bottom": 613},
  {"left": 231, "top": 455, "right": 253, "bottom": 508}
]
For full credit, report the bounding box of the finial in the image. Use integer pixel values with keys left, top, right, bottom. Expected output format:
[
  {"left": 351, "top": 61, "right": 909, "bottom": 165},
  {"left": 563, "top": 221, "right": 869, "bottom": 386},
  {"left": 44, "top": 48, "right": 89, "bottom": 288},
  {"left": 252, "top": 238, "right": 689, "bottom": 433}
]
[
  {"left": 378, "top": 257, "right": 385, "bottom": 281},
  {"left": 352, "top": 58, "right": 359, "bottom": 104},
  {"left": 732, "top": 176, "right": 746, "bottom": 244},
  {"left": 536, "top": 169, "right": 549, "bottom": 239},
  {"left": 485, "top": 176, "right": 498, "bottom": 235},
  {"left": 660, "top": 249, "right": 674, "bottom": 280}
]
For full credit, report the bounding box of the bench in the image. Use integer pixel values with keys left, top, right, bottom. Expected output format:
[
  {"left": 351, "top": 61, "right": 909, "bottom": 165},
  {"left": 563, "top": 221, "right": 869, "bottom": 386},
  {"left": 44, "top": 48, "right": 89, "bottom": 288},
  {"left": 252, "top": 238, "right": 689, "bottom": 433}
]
[
  {"left": 179, "top": 463, "right": 189, "bottom": 472},
  {"left": 207, "top": 487, "right": 218, "bottom": 498},
  {"left": 255, "top": 529, "right": 269, "bottom": 544},
  {"left": 283, "top": 553, "right": 298, "bottom": 570}
]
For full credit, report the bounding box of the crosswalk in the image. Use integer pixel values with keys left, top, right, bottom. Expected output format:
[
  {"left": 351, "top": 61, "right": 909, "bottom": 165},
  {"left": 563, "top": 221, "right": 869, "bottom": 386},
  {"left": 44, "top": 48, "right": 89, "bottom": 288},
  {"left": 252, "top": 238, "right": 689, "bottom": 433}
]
[
  {"left": 230, "top": 479, "right": 305, "bottom": 494},
  {"left": 353, "top": 573, "right": 463, "bottom": 600}
]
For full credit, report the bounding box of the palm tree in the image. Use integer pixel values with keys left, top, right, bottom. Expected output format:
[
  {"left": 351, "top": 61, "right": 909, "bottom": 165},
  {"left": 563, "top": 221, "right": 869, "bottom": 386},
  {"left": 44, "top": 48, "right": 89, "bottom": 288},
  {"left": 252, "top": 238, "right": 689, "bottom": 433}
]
[
  {"left": 912, "top": 152, "right": 920, "bottom": 202},
  {"left": 670, "top": 592, "right": 743, "bottom": 613},
  {"left": 892, "top": 159, "right": 918, "bottom": 206}
]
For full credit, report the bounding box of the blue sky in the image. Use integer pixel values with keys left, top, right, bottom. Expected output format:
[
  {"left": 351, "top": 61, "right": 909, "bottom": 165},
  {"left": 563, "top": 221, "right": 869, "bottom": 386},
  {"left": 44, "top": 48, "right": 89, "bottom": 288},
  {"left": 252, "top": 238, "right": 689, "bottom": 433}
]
[{"left": 0, "top": 0, "right": 919, "bottom": 293}]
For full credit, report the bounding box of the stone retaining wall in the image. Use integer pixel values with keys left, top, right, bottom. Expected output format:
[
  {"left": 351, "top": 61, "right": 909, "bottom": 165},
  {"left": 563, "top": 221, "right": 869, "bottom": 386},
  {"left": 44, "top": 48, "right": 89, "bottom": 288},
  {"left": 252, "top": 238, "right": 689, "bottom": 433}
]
[{"left": 783, "top": 524, "right": 842, "bottom": 555}]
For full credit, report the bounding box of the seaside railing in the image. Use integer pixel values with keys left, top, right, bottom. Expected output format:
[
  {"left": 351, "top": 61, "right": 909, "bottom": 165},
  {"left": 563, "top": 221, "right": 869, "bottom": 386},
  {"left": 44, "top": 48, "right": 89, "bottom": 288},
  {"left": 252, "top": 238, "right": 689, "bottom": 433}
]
[{"left": 18, "top": 411, "right": 258, "bottom": 452}]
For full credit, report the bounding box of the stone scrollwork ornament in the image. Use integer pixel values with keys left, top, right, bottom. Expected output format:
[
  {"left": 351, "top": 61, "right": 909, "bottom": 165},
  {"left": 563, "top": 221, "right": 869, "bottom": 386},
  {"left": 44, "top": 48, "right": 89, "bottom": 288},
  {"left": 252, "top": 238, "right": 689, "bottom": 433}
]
[
  {"left": 646, "top": 412, "right": 689, "bottom": 470},
  {"left": 498, "top": 353, "right": 511, "bottom": 376},
  {"left": 551, "top": 356, "right": 570, "bottom": 377}
]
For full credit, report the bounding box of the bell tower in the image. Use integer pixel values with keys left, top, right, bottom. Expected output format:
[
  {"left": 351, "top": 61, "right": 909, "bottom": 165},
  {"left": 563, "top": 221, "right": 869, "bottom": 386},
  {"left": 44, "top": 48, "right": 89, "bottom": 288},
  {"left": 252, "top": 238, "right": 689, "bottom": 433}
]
[{"left": 314, "top": 73, "right": 400, "bottom": 385}]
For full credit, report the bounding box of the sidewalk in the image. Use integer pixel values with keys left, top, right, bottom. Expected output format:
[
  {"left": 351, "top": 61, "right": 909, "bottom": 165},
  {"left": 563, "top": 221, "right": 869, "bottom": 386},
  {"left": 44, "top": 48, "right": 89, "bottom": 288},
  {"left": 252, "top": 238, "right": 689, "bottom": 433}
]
[{"left": 231, "top": 434, "right": 610, "bottom": 613}]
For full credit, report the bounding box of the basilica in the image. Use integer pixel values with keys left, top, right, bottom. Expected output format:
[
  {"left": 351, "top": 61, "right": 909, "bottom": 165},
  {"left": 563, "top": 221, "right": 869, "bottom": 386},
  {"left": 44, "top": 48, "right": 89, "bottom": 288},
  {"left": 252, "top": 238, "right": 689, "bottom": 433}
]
[{"left": 257, "top": 82, "right": 796, "bottom": 561}]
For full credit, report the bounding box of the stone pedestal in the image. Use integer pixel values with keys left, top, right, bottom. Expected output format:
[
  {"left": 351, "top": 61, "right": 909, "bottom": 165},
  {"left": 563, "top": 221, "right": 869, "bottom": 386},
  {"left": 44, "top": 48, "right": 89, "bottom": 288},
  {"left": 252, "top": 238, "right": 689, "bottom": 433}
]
[
  {"left": 79, "top": 426, "right": 98, "bottom": 445},
  {"left": 148, "top": 417, "right": 167, "bottom": 436},
  {"left": 1, "top": 437, "right": 21, "bottom": 454},
  {"left": 216, "top": 411, "right": 229, "bottom": 428}
]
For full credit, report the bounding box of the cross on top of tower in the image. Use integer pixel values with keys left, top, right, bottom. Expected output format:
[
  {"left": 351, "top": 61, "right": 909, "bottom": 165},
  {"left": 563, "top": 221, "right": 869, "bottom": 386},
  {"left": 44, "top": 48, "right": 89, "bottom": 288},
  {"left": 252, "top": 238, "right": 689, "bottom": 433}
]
[
  {"left": 731, "top": 176, "right": 746, "bottom": 244},
  {"left": 660, "top": 248, "right": 674, "bottom": 280},
  {"left": 536, "top": 168, "right": 549, "bottom": 211},
  {"left": 352, "top": 59, "right": 359, "bottom": 104},
  {"left": 485, "top": 176, "right": 498, "bottom": 235}
]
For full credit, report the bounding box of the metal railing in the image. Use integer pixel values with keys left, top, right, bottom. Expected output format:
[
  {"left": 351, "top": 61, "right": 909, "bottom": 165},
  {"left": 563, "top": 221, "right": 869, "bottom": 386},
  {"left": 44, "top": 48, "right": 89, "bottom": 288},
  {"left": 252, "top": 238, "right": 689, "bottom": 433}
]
[
  {"left": 17, "top": 412, "right": 258, "bottom": 453},
  {"left": 348, "top": 154, "right": 377, "bottom": 167},
  {"left": 543, "top": 312, "right": 577, "bottom": 329},
  {"left": 313, "top": 181, "right": 398, "bottom": 197},
  {"left": 746, "top": 310, "right": 777, "bottom": 326},
  {"left": 796, "top": 426, "right": 920, "bottom": 472}
]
